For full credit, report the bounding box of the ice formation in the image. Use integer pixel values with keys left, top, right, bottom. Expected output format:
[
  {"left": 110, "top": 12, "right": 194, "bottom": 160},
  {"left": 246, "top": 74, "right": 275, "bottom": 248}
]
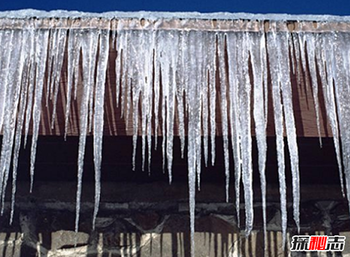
[{"left": 0, "top": 10, "right": 350, "bottom": 256}]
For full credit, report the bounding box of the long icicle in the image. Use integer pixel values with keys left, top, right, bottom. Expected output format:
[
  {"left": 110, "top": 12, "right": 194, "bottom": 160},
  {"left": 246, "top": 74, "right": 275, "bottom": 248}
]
[
  {"left": 267, "top": 25, "right": 288, "bottom": 246},
  {"left": 92, "top": 30, "right": 109, "bottom": 230},
  {"left": 249, "top": 31, "right": 268, "bottom": 241},
  {"left": 29, "top": 30, "right": 50, "bottom": 193},
  {"left": 75, "top": 28, "right": 99, "bottom": 233}
]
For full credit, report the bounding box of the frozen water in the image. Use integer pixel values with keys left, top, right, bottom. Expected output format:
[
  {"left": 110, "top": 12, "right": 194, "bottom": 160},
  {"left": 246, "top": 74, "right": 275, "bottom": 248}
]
[{"left": 0, "top": 11, "right": 350, "bottom": 257}]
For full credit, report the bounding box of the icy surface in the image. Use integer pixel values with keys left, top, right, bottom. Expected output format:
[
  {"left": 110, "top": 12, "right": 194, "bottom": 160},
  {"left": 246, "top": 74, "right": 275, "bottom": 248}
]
[{"left": 0, "top": 11, "right": 350, "bottom": 257}]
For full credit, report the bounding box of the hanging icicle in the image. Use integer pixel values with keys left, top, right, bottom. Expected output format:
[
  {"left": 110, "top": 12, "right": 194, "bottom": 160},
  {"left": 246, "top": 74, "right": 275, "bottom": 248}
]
[{"left": 1, "top": 10, "right": 350, "bottom": 257}]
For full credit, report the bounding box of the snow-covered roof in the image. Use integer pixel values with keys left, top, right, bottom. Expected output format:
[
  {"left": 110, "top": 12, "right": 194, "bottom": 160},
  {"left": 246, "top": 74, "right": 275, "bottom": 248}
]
[{"left": 0, "top": 9, "right": 350, "bottom": 22}]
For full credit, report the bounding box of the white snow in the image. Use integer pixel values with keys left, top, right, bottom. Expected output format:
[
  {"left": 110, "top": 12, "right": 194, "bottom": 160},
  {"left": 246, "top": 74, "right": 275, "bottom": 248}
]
[
  {"left": 0, "top": 10, "right": 349, "bottom": 257},
  {"left": 1, "top": 9, "right": 350, "bottom": 22}
]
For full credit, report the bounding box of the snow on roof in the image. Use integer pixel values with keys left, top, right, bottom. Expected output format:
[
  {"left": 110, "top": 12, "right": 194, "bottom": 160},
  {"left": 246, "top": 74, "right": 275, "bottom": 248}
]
[{"left": 0, "top": 9, "right": 350, "bottom": 22}]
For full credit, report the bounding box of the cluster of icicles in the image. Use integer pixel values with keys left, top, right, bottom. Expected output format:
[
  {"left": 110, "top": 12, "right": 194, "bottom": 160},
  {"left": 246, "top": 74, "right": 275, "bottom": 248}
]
[{"left": 0, "top": 17, "right": 349, "bottom": 256}]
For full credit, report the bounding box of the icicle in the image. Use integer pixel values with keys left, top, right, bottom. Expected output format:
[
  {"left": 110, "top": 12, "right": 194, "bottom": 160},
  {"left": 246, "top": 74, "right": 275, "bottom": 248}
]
[
  {"left": 125, "top": 31, "right": 134, "bottom": 135},
  {"left": 131, "top": 31, "right": 141, "bottom": 172},
  {"left": 334, "top": 33, "right": 350, "bottom": 215},
  {"left": 161, "top": 30, "right": 179, "bottom": 183},
  {"left": 75, "top": 28, "right": 99, "bottom": 233},
  {"left": 50, "top": 29, "right": 67, "bottom": 129},
  {"left": 147, "top": 31, "right": 156, "bottom": 173},
  {"left": 260, "top": 26, "right": 269, "bottom": 135},
  {"left": 46, "top": 29, "right": 57, "bottom": 105},
  {"left": 185, "top": 30, "right": 202, "bottom": 257},
  {"left": 226, "top": 32, "right": 242, "bottom": 228},
  {"left": 239, "top": 32, "right": 254, "bottom": 236},
  {"left": 298, "top": 32, "right": 310, "bottom": 93},
  {"left": 267, "top": 25, "right": 287, "bottom": 246},
  {"left": 140, "top": 30, "right": 155, "bottom": 174},
  {"left": 0, "top": 30, "right": 24, "bottom": 212},
  {"left": 208, "top": 33, "right": 217, "bottom": 167},
  {"left": 292, "top": 33, "right": 302, "bottom": 88},
  {"left": 249, "top": 31, "right": 268, "bottom": 239},
  {"left": 159, "top": 32, "right": 167, "bottom": 175},
  {"left": 279, "top": 32, "right": 300, "bottom": 232},
  {"left": 119, "top": 30, "right": 129, "bottom": 120},
  {"left": 304, "top": 33, "right": 323, "bottom": 147},
  {"left": 315, "top": 33, "right": 345, "bottom": 197},
  {"left": 201, "top": 32, "right": 210, "bottom": 167},
  {"left": 73, "top": 29, "right": 81, "bottom": 101},
  {"left": 23, "top": 26, "right": 36, "bottom": 148},
  {"left": 195, "top": 32, "right": 204, "bottom": 190},
  {"left": 92, "top": 30, "right": 109, "bottom": 230},
  {"left": 115, "top": 30, "right": 122, "bottom": 108},
  {"left": 176, "top": 30, "right": 186, "bottom": 158},
  {"left": 325, "top": 32, "right": 350, "bottom": 209},
  {"left": 0, "top": 29, "right": 14, "bottom": 132},
  {"left": 139, "top": 30, "right": 148, "bottom": 172},
  {"left": 10, "top": 29, "right": 32, "bottom": 222},
  {"left": 289, "top": 33, "right": 296, "bottom": 75},
  {"left": 29, "top": 30, "right": 50, "bottom": 193},
  {"left": 217, "top": 34, "right": 230, "bottom": 203},
  {"left": 65, "top": 29, "right": 82, "bottom": 137},
  {"left": 153, "top": 30, "right": 160, "bottom": 151}
]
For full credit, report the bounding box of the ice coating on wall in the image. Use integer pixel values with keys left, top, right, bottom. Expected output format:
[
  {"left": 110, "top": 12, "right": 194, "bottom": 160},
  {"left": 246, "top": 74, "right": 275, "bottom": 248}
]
[{"left": 0, "top": 12, "right": 349, "bottom": 256}]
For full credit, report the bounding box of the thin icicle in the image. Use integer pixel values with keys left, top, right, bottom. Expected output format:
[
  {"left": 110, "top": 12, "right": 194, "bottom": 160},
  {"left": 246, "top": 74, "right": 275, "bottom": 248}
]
[
  {"left": 176, "top": 30, "right": 186, "bottom": 158},
  {"left": 249, "top": 31, "right": 268, "bottom": 240},
  {"left": 304, "top": 33, "right": 323, "bottom": 147},
  {"left": 165, "top": 31, "right": 179, "bottom": 183},
  {"left": 279, "top": 32, "right": 300, "bottom": 232},
  {"left": 23, "top": 26, "right": 36, "bottom": 148},
  {"left": 315, "top": 33, "right": 345, "bottom": 197},
  {"left": 92, "top": 30, "right": 109, "bottom": 230},
  {"left": 153, "top": 30, "right": 160, "bottom": 151},
  {"left": 65, "top": 29, "right": 81, "bottom": 138},
  {"left": 201, "top": 32, "right": 210, "bottom": 167},
  {"left": 50, "top": 29, "right": 67, "bottom": 129},
  {"left": 239, "top": 32, "right": 254, "bottom": 236},
  {"left": 217, "top": 34, "right": 230, "bottom": 203},
  {"left": 298, "top": 32, "right": 310, "bottom": 93},
  {"left": 292, "top": 33, "right": 302, "bottom": 88},
  {"left": 29, "top": 30, "right": 50, "bottom": 193},
  {"left": 267, "top": 25, "right": 287, "bottom": 246},
  {"left": 131, "top": 31, "right": 141, "bottom": 172},
  {"left": 195, "top": 32, "right": 205, "bottom": 190},
  {"left": 75, "top": 29, "right": 99, "bottom": 233},
  {"left": 226, "top": 32, "right": 242, "bottom": 228},
  {"left": 46, "top": 29, "right": 57, "bottom": 104},
  {"left": 208, "top": 33, "right": 217, "bottom": 167},
  {"left": 142, "top": 30, "right": 155, "bottom": 173},
  {"left": 185, "top": 30, "right": 202, "bottom": 257}
]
